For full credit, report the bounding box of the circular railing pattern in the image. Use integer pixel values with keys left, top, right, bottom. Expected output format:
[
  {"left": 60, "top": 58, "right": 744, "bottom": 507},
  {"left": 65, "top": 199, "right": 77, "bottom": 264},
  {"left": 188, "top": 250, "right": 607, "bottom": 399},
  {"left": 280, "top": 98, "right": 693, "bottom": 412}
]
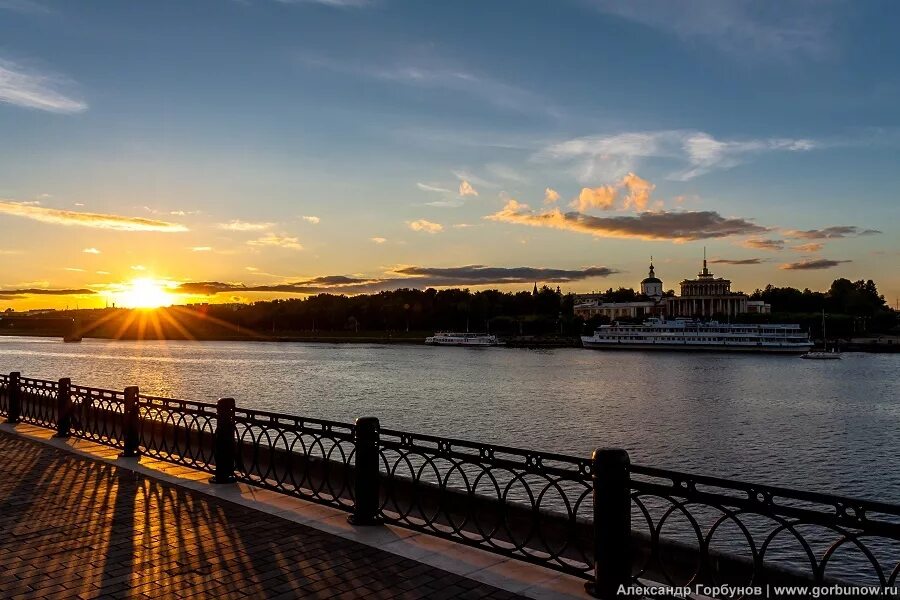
[
  {"left": 138, "top": 394, "right": 218, "bottom": 473},
  {"left": 378, "top": 428, "right": 593, "bottom": 577},
  {"left": 630, "top": 465, "right": 900, "bottom": 598},
  {"left": 233, "top": 408, "right": 356, "bottom": 511},
  {"left": 70, "top": 385, "right": 126, "bottom": 449},
  {"left": 19, "top": 377, "right": 58, "bottom": 428}
]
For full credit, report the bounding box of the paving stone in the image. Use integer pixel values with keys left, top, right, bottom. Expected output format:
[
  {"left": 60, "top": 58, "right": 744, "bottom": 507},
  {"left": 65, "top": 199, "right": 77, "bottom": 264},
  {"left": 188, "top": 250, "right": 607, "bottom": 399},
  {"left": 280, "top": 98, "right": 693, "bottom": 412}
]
[{"left": 0, "top": 432, "right": 529, "bottom": 599}]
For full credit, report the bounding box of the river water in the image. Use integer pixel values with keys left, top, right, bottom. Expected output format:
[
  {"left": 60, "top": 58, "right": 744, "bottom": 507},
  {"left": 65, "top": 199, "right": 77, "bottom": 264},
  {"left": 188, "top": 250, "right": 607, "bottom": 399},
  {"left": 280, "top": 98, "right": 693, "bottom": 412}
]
[{"left": 1, "top": 335, "right": 898, "bottom": 503}]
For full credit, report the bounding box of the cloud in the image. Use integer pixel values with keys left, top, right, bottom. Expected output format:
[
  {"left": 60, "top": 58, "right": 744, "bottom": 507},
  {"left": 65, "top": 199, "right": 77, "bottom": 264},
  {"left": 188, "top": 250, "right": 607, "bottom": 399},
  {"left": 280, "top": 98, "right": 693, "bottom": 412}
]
[
  {"left": 785, "top": 226, "right": 882, "bottom": 240},
  {"left": 276, "top": 0, "right": 374, "bottom": 7},
  {"left": 82, "top": 247, "right": 100, "bottom": 254},
  {"left": 417, "top": 182, "right": 452, "bottom": 194},
  {"left": 0, "top": 59, "right": 87, "bottom": 113},
  {"left": 458, "top": 180, "right": 478, "bottom": 197},
  {"left": 247, "top": 233, "right": 303, "bottom": 250},
  {"left": 64, "top": 267, "right": 84, "bottom": 272},
  {"left": 131, "top": 265, "right": 146, "bottom": 271},
  {"left": 407, "top": 219, "right": 443, "bottom": 234},
  {"left": 538, "top": 130, "right": 815, "bottom": 182},
  {"left": 742, "top": 238, "right": 785, "bottom": 251},
  {"left": 486, "top": 199, "right": 766, "bottom": 241},
  {"left": 216, "top": 220, "right": 274, "bottom": 231},
  {"left": 620, "top": 172, "right": 655, "bottom": 210},
  {"left": 572, "top": 186, "right": 617, "bottom": 211},
  {"left": 300, "top": 54, "right": 552, "bottom": 116},
  {"left": 0, "top": 200, "right": 188, "bottom": 232},
  {"left": 709, "top": 258, "right": 767, "bottom": 265},
  {"left": 301, "top": 215, "right": 320, "bottom": 224},
  {"left": 177, "top": 264, "right": 617, "bottom": 296},
  {"left": 0, "top": 287, "right": 94, "bottom": 299},
  {"left": 792, "top": 242, "right": 823, "bottom": 253},
  {"left": 780, "top": 259, "right": 852, "bottom": 271},
  {"left": 190, "top": 246, "right": 213, "bottom": 252},
  {"left": 588, "top": 0, "right": 832, "bottom": 61},
  {"left": 543, "top": 187, "right": 560, "bottom": 204},
  {"left": 370, "top": 237, "right": 387, "bottom": 244},
  {"left": 0, "top": 0, "right": 52, "bottom": 15}
]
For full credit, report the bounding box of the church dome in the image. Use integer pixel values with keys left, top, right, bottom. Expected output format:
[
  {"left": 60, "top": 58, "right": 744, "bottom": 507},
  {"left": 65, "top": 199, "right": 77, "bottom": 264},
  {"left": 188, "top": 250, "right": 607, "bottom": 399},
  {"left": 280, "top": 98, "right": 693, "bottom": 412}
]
[{"left": 641, "top": 276, "right": 661, "bottom": 284}]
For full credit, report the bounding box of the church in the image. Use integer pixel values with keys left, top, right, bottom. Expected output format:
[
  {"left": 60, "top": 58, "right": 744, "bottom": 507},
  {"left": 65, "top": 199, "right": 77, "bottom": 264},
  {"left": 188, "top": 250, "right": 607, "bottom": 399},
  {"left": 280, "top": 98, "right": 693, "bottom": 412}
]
[{"left": 574, "top": 255, "right": 770, "bottom": 320}]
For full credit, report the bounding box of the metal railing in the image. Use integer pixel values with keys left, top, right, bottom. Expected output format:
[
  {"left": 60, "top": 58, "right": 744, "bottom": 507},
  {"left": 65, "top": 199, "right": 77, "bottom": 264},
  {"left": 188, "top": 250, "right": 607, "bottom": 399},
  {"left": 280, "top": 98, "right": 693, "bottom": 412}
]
[{"left": 1, "top": 370, "right": 899, "bottom": 599}]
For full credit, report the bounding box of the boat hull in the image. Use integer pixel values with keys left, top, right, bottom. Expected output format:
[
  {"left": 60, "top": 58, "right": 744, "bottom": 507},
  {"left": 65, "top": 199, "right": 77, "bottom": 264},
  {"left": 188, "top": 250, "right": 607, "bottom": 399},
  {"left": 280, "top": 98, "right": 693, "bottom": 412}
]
[{"left": 580, "top": 339, "right": 811, "bottom": 354}]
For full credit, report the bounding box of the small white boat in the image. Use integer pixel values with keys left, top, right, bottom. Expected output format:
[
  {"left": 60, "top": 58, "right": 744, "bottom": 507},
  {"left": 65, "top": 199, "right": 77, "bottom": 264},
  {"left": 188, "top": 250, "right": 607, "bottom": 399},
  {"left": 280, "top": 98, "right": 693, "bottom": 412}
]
[
  {"left": 425, "top": 332, "right": 500, "bottom": 346},
  {"left": 801, "top": 310, "right": 842, "bottom": 360},
  {"left": 801, "top": 350, "right": 841, "bottom": 360}
]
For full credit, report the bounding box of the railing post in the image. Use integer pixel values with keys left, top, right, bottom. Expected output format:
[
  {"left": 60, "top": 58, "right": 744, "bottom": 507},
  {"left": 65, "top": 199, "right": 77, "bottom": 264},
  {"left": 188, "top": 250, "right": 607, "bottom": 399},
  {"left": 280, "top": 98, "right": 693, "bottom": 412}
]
[
  {"left": 210, "top": 397, "right": 236, "bottom": 484},
  {"left": 5, "top": 372, "right": 21, "bottom": 424},
  {"left": 54, "top": 378, "right": 72, "bottom": 438},
  {"left": 586, "top": 448, "right": 631, "bottom": 599},
  {"left": 348, "top": 416, "right": 382, "bottom": 526},
  {"left": 119, "top": 386, "right": 141, "bottom": 458}
]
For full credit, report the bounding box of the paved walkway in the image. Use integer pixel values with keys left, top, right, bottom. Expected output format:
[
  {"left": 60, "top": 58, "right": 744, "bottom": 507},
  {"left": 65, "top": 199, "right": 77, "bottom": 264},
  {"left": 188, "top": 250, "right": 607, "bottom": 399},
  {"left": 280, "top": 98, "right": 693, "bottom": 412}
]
[{"left": 0, "top": 432, "right": 528, "bottom": 600}]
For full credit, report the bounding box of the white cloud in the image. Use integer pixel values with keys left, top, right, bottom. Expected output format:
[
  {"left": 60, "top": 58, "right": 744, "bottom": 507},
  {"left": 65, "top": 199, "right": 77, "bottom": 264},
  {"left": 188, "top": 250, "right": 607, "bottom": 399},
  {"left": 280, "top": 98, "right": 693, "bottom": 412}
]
[
  {"left": 538, "top": 130, "right": 816, "bottom": 182},
  {"left": 0, "top": 59, "right": 87, "bottom": 113},
  {"left": 131, "top": 265, "right": 146, "bottom": 271},
  {"left": 370, "top": 237, "right": 387, "bottom": 244},
  {"left": 458, "top": 180, "right": 478, "bottom": 197},
  {"left": 407, "top": 219, "right": 443, "bottom": 234},
  {"left": 417, "top": 182, "right": 453, "bottom": 194},
  {"left": 247, "top": 233, "right": 303, "bottom": 250},
  {"left": 82, "top": 247, "right": 100, "bottom": 254},
  {"left": 216, "top": 220, "right": 274, "bottom": 231},
  {"left": 543, "top": 188, "right": 560, "bottom": 204},
  {"left": 190, "top": 246, "right": 213, "bottom": 252},
  {"left": 301, "top": 215, "right": 321, "bottom": 224},
  {"left": 588, "top": 0, "right": 831, "bottom": 61}
]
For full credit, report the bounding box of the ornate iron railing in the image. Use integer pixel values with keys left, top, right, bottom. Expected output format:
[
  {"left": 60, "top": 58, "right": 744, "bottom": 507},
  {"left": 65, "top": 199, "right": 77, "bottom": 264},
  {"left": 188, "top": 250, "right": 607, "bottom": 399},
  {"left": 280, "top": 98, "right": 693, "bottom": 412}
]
[
  {"left": 629, "top": 464, "right": 900, "bottom": 594},
  {"left": 19, "top": 376, "right": 58, "bottom": 428},
  {"left": 232, "top": 407, "right": 356, "bottom": 511},
  {"left": 2, "top": 370, "right": 900, "bottom": 598},
  {"left": 378, "top": 427, "right": 593, "bottom": 577},
  {"left": 70, "top": 385, "right": 126, "bottom": 449},
  {"left": 138, "top": 394, "right": 218, "bottom": 473}
]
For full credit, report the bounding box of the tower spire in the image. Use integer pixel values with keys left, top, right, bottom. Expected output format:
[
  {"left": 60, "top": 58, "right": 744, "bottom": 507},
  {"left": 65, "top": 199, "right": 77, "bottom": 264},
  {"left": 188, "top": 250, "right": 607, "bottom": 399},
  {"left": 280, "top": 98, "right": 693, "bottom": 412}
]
[{"left": 702, "top": 246, "right": 709, "bottom": 276}]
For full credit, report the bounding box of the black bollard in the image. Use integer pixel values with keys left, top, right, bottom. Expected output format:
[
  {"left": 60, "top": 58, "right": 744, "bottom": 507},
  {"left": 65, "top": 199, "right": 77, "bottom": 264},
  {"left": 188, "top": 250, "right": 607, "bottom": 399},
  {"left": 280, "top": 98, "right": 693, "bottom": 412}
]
[
  {"left": 348, "top": 416, "right": 382, "bottom": 526},
  {"left": 210, "top": 398, "right": 237, "bottom": 484},
  {"left": 585, "top": 448, "right": 631, "bottom": 599},
  {"left": 54, "top": 378, "right": 72, "bottom": 438}
]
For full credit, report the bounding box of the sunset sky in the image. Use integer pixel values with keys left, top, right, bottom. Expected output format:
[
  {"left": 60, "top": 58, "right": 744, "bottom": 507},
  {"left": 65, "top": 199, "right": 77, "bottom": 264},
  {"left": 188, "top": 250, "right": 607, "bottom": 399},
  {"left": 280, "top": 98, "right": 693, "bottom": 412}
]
[{"left": 1, "top": 0, "right": 898, "bottom": 310}]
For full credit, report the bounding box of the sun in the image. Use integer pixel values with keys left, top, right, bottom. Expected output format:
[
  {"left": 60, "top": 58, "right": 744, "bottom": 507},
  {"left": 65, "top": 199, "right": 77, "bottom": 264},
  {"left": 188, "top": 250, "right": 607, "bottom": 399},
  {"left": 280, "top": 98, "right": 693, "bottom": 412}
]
[{"left": 113, "top": 278, "right": 175, "bottom": 309}]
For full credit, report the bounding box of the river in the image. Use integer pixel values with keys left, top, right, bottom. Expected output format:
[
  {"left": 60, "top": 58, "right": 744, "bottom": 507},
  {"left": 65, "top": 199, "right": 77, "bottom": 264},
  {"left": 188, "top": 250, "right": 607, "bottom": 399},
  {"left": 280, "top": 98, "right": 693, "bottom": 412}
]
[{"left": 1, "top": 335, "right": 898, "bottom": 502}]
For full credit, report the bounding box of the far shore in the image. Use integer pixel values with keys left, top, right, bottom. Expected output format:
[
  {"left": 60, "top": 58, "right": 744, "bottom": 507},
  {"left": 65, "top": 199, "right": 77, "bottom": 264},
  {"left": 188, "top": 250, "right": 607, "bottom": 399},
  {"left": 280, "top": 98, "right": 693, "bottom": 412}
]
[{"left": 0, "top": 331, "right": 582, "bottom": 348}]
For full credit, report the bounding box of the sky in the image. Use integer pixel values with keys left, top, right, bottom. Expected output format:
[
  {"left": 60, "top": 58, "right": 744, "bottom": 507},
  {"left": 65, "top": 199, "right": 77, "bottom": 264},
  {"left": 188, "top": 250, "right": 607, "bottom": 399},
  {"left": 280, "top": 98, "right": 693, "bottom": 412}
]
[{"left": 1, "top": 0, "right": 899, "bottom": 309}]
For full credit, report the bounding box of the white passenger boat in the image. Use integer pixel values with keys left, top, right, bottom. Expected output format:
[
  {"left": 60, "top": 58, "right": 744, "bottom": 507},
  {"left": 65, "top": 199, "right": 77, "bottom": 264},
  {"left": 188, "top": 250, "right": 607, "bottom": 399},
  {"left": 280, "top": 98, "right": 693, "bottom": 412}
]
[
  {"left": 581, "top": 318, "right": 812, "bottom": 353},
  {"left": 425, "top": 332, "right": 501, "bottom": 346}
]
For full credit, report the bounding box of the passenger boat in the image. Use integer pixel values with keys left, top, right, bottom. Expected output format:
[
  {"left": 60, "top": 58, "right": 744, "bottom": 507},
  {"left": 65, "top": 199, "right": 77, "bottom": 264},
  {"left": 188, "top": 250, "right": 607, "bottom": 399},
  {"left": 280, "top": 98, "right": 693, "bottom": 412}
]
[
  {"left": 425, "top": 332, "right": 500, "bottom": 346},
  {"left": 581, "top": 318, "right": 812, "bottom": 353}
]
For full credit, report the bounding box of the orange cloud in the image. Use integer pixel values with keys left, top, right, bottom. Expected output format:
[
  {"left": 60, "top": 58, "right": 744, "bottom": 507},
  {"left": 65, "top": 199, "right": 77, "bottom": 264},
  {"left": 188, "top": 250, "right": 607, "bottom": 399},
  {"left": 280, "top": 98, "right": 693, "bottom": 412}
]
[
  {"left": 572, "top": 185, "right": 618, "bottom": 211},
  {"left": 621, "top": 172, "right": 655, "bottom": 210},
  {"left": 0, "top": 200, "right": 188, "bottom": 232},
  {"left": 543, "top": 187, "right": 560, "bottom": 204},
  {"left": 458, "top": 180, "right": 478, "bottom": 197}
]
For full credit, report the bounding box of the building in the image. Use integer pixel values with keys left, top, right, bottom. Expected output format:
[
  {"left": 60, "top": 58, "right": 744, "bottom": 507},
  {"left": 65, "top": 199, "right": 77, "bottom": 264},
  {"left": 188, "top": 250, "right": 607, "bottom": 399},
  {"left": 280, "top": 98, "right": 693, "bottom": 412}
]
[
  {"left": 574, "top": 261, "right": 664, "bottom": 320},
  {"left": 575, "top": 254, "right": 771, "bottom": 321},
  {"left": 665, "top": 253, "right": 752, "bottom": 318}
]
